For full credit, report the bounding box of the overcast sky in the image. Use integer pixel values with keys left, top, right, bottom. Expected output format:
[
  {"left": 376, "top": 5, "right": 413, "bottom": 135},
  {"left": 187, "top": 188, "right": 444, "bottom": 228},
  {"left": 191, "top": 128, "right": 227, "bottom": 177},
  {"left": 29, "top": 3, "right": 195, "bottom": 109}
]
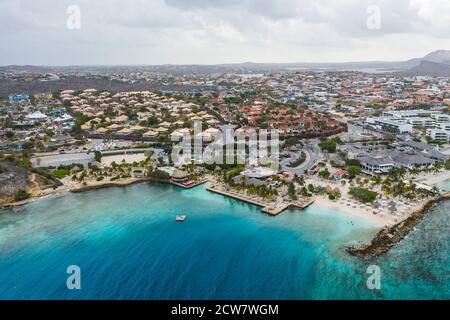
[{"left": 1, "top": 0, "right": 450, "bottom": 65}]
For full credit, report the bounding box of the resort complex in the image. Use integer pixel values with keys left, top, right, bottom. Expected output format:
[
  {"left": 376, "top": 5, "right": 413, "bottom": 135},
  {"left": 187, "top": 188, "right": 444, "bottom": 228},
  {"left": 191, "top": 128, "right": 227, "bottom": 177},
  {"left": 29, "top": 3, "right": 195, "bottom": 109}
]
[
  {"left": 2, "top": 0, "right": 450, "bottom": 306},
  {"left": 1, "top": 70, "right": 449, "bottom": 222},
  {"left": 1, "top": 46, "right": 450, "bottom": 302}
]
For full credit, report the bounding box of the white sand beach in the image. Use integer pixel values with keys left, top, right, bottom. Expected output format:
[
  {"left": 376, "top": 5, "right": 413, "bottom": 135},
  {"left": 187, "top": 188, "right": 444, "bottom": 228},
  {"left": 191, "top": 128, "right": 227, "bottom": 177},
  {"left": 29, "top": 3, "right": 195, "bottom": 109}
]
[
  {"left": 415, "top": 170, "right": 450, "bottom": 186},
  {"left": 314, "top": 196, "right": 398, "bottom": 227}
]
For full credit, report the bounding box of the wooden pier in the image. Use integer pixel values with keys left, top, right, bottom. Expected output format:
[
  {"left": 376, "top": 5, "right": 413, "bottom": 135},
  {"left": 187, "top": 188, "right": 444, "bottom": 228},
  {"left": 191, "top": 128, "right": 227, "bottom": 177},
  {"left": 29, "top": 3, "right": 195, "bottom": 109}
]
[{"left": 207, "top": 184, "right": 315, "bottom": 216}]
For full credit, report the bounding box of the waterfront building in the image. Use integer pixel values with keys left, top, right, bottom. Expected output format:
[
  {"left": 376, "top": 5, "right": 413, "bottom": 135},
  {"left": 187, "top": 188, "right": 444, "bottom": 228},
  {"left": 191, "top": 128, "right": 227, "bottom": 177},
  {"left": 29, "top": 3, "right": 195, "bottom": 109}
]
[
  {"left": 390, "top": 151, "right": 435, "bottom": 170},
  {"left": 172, "top": 170, "right": 189, "bottom": 183},
  {"left": 232, "top": 175, "right": 267, "bottom": 186},
  {"left": 241, "top": 167, "right": 278, "bottom": 179},
  {"left": 360, "top": 156, "right": 395, "bottom": 174},
  {"left": 360, "top": 150, "right": 436, "bottom": 174},
  {"left": 132, "top": 170, "right": 146, "bottom": 178}
]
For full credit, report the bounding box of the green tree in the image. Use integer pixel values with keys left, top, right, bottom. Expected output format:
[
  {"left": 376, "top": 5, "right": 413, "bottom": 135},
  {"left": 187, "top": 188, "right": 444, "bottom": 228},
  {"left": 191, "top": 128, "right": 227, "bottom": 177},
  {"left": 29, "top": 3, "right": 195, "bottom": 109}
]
[
  {"left": 288, "top": 183, "right": 297, "bottom": 200},
  {"left": 5, "top": 131, "right": 14, "bottom": 139},
  {"left": 347, "top": 166, "right": 361, "bottom": 178},
  {"left": 94, "top": 151, "right": 102, "bottom": 162},
  {"left": 14, "top": 190, "right": 29, "bottom": 201},
  {"left": 319, "top": 169, "right": 331, "bottom": 180},
  {"left": 349, "top": 187, "right": 378, "bottom": 203}
]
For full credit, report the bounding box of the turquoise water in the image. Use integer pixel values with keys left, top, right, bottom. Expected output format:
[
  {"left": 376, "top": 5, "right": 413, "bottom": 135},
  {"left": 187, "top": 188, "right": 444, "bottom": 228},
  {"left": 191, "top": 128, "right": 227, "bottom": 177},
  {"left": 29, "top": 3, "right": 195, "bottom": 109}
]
[
  {"left": 0, "top": 183, "right": 448, "bottom": 300},
  {"left": 437, "top": 179, "right": 450, "bottom": 191}
]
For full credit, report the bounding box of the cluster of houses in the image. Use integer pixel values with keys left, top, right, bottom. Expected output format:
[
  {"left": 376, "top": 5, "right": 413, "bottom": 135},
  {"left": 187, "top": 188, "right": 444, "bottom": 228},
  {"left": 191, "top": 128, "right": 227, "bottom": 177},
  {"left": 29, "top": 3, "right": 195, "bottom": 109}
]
[
  {"left": 0, "top": 94, "right": 76, "bottom": 151},
  {"left": 59, "top": 89, "right": 221, "bottom": 141},
  {"left": 215, "top": 72, "right": 450, "bottom": 119},
  {"left": 338, "top": 140, "right": 450, "bottom": 175},
  {"left": 235, "top": 100, "right": 343, "bottom": 136},
  {"left": 203, "top": 72, "right": 450, "bottom": 145}
]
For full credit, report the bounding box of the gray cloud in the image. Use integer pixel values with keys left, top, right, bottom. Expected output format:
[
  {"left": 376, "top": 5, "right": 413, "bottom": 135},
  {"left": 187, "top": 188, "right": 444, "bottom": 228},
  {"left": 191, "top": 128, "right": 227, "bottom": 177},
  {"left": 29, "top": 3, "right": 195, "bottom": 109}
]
[{"left": 0, "top": 0, "right": 449, "bottom": 65}]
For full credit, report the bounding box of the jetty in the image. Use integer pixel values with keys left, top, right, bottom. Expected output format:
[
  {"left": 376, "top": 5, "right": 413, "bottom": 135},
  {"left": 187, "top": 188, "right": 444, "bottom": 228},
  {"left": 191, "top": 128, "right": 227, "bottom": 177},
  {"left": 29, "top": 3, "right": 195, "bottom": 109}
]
[
  {"left": 261, "top": 199, "right": 315, "bottom": 215},
  {"left": 207, "top": 184, "right": 315, "bottom": 216},
  {"left": 169, "top": 178, "right": 209, "bottom": 189}
]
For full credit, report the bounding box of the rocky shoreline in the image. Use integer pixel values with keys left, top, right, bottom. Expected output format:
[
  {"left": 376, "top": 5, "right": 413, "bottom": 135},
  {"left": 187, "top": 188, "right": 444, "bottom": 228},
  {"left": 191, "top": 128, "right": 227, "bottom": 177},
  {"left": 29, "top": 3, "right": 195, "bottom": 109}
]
[
  {"left": 1, "top": 177, "right": 205, "bottom": 209},
  {"left": 0, "top": 177, "right": 163, "bottom": 209},
  {"left": 346, "top": 191, "right": 450, "bottom": 258},
  {"left": 70, "top": 178, "right": 152, "bottom": 193},
  {"left": 3, "top": 174, "right": 448, "bottom": 259}
]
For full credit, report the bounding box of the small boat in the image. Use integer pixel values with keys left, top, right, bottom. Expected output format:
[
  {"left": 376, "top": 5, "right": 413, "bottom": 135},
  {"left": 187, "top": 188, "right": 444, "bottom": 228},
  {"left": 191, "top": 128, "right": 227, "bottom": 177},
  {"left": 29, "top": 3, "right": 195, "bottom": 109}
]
[{"left": 176, "top": 215, "right": 186, "bottom": 222}]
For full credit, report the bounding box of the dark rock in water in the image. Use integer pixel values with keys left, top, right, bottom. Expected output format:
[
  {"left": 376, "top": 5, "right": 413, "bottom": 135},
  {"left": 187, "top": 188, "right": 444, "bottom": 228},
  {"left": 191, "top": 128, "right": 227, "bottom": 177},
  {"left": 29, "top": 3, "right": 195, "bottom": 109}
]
[{"left": 346, "top": 193, "right": 450, "bottom": 258}]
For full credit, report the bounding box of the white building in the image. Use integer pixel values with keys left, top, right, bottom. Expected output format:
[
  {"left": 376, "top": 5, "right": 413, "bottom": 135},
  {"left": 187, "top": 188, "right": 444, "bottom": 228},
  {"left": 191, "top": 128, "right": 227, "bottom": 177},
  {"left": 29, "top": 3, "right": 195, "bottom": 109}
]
[
  {"left": 426, "top": 129, "right": 449, "bottom": 142},
  {"left": 241, "top": 167, "right": 278, "bottom": 179},
  {"left": 431, "top": 113, "right": 450, "bottom": 124},
  {"left": 31, "top": 153, "right": 95, "bottom": 168},
  {"left": 366, "top": 117, "right": 413, "bottom": 133},
  {"left": 382, "top": 110, "right": 440, "bottom": 119},
  {"left": 439, "top": 123, "right": 450, "bottom": 131},
  {"left": 407, "top": 117, "right": 435, "bottom": 127},
  {"left": 26, "top": 111, "right": 48, "bottom": 121},
  {"left": 359, "top": 156, "right": 394, "bottom": 174}
]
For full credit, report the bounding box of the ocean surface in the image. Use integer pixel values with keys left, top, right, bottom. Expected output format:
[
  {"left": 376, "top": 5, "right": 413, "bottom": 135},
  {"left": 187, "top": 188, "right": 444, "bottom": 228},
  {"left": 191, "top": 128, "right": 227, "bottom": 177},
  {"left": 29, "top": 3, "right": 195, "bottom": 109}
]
[
  {"left": 437, "top": 179, "right": 450, "bottom": 191},
  {"left": 0, "top": 183, "right": 448, "bottom": 300}
]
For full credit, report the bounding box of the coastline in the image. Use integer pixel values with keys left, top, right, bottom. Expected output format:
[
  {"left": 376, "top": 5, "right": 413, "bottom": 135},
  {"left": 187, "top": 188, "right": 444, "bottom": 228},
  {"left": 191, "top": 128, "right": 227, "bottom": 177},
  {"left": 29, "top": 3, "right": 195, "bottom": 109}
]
[
  {"left": 415, "top": 171, "right": 450, "bottom": 186},
  {"left": 346, "top": 191, "right": 450, "bottom": 258},
  {"left": 206, "top": 184, "right": 315, "bottom": 216},
  {"left": 314, "top": 197, "right": 397, "bottom": 227},
  {"left": 0, "top": 176, "right": 208, "bottom": 209},
  {"left": 0, "top": 177, "right": 150, "bottom": 209},
  {"left": 2, "top": 179, "right": 447, "bottom": 300},
  {"left": 2, "top": 173, "right": 449, "bottom": 260},
  {"left": 70, "top": 178, "right": 153, "bottom": 193}
]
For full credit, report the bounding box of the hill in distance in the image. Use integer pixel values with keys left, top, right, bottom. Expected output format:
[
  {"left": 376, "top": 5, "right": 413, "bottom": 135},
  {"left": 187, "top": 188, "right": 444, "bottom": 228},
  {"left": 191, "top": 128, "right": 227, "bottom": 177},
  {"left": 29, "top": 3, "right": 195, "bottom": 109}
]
[{"left": 402, "top": 50, "right": 450, "bottom": 76}]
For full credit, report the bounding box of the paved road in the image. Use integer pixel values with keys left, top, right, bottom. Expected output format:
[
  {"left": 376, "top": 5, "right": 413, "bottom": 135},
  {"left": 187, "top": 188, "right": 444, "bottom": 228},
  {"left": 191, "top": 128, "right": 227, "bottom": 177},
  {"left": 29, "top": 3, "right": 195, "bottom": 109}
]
[{"left": 281, "top": 141, "right": 321, "bottom": 175}]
